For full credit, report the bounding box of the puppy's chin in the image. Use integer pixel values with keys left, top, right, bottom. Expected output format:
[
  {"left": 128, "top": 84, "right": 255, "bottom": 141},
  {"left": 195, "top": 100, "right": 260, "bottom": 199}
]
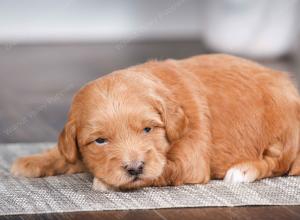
[
  {"left": 92, "top": 176, "right": 147, "bottom": 192},
  {"left": 118, "top": 178, "right": 148, "bottom": 190},
  {"left": 103, "top": 175, "right": 156, "bottom": 191},
  {"left": 92, "top": 175, "right": 151, "bottom": 191}
]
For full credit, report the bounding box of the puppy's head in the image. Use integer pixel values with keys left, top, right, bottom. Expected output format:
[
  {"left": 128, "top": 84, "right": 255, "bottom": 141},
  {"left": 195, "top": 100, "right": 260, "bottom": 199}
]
[{"left": 58, "top": 71, "right": 188, "bottom": 189}]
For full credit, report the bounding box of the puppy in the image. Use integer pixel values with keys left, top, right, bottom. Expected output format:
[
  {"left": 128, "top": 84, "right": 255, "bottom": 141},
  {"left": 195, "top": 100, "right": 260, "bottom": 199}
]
[{"left": 11, "top": 54, "right": 300, "bottom": 191}]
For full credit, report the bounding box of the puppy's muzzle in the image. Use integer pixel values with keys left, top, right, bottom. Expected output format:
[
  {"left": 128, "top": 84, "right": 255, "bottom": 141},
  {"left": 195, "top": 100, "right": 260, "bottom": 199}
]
[{"left": 124, "top": 161, "right": 144, "bottom": 176}]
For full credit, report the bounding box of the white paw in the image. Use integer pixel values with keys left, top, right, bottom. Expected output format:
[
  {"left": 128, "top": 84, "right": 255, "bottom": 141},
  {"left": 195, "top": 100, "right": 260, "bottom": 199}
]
[
  {"left": 224, "top": 166, "right": 258, "bottom": 183},
  {"left": 92, "top": 178, "right": 114, "bottom": 191}
]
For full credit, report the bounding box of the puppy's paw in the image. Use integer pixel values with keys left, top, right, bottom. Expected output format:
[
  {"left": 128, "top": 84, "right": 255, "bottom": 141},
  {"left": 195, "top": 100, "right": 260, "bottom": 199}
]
[
  {"left": 11, "top": 157, "right": 43, "bottom": 177},
  {"left": 224, "top": 164, "right": 259, "bottom": 183},
  {"left": 92, "top": 178, "right": 114, "bottom": 191}
]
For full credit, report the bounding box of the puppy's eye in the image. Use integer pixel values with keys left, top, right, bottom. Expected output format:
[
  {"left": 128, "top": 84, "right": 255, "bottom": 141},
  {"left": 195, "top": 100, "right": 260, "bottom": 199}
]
[
  {"left": 143, "top": 127, "right": 152, "bottom": 133},
  {"left": 95, "top": 138, "right": 108, "bottom": 145}
]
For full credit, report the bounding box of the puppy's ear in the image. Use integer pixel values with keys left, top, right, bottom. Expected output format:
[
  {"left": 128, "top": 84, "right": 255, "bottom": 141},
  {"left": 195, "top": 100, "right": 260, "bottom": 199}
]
[
  {"left": 58, "top": 119, "right": 78, "bottom": 163},
  {"left": 154, "top": 95, "right": 189, "bottom": 143}
]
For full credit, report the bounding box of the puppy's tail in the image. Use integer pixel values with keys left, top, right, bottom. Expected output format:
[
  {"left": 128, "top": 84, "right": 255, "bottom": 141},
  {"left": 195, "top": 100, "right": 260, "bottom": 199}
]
[
  {"left": 289, "top": 151, "right": 300, "bottom": 176},
  {"left": 289, "top": 103, "right": 300, "bottom": 176}
]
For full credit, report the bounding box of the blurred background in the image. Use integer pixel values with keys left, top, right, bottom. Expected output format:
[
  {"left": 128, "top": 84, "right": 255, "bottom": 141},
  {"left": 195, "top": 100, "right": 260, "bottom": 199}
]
[{"left": 1, "top": 0, "right": 300, "bottom": 143}]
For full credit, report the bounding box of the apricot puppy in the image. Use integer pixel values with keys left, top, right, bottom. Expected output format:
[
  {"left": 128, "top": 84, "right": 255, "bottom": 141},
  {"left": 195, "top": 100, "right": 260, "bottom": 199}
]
[{"left": 11, "top": 54, "right": 300, "bottom": 191}]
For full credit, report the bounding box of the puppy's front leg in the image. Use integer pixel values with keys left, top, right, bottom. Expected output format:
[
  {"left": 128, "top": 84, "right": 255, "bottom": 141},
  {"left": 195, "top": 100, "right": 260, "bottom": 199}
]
[
  {"left": 153, "top": 138, "right": 211, "bottom": 186},
  {"left": 92, "top": 178, "right": 116, "bottom": 191},
  {"left": 11, "top": 146, "right": 86, "bottom": 177}
]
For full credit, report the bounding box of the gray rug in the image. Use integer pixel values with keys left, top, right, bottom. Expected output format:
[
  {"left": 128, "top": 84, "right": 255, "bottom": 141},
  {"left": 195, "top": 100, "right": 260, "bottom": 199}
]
[{"left": 1, "top": 143, "right": 300, "bottom": 216}]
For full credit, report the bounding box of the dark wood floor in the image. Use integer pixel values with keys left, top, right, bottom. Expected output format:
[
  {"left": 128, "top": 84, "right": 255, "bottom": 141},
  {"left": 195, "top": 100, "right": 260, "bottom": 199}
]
[
  {"left": 2, "top": 206, "right": 300, "bottom": 220},
  {"left": 1, "top": 41, "right": 300, "bottom": 219}
]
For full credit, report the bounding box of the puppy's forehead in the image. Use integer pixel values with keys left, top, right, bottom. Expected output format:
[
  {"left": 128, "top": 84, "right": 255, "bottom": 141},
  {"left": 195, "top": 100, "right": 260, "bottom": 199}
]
[{"left": 74, "top": 73, "right": 158, "bottom": 120}]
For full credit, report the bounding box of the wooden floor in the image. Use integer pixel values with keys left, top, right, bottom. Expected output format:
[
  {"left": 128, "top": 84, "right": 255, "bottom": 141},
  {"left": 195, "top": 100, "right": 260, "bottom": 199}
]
[
  {"left": 2, "top": 206, "right": 300, "bottom": 220},
  {"left": 1, "top": 41, "right": 300, "bottom": 219}
]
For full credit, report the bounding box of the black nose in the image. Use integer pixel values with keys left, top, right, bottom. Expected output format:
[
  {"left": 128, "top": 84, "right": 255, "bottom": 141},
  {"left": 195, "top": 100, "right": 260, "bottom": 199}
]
[{"left": 124, "top": 161, "right": 144, "bottom": 176}]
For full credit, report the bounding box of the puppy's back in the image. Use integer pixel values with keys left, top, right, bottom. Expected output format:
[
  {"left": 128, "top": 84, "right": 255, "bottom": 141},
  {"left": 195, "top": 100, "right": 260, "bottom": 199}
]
[{"left": 165, "top": 54, "right": 300, "bottom": 178}]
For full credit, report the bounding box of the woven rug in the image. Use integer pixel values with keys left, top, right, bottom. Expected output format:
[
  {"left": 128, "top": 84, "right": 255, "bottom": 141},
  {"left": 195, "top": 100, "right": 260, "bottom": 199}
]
[{"left": 0, "top": 143, "right": 300, "bottom": 216}]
